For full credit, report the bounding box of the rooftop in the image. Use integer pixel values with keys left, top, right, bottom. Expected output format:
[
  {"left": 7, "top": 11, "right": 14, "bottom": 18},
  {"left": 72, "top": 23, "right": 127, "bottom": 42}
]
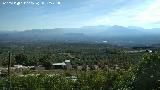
[{"left": 52, "top": 62, "right": 66, "bottom": 66}]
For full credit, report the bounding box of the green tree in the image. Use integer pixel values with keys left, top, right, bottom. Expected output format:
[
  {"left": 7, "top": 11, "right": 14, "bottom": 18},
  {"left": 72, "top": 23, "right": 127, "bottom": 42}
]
[
  {"left": 39, "top": 55, "right": 52, "bottom": 69},
  {"left": 15, "top": 53, "right": 28, "bottom": 65},
  {"left": 134, "top": 53, "right": 160, "bottom": 90}
]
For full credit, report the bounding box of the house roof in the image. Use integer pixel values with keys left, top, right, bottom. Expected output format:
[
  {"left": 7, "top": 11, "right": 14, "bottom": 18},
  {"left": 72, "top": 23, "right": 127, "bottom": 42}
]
[
  {"left": 52, "top": 62, "right": 66, "bottom": 66},
  {"left": 65, "top": 60, "right": 70, "bottom": 63}
]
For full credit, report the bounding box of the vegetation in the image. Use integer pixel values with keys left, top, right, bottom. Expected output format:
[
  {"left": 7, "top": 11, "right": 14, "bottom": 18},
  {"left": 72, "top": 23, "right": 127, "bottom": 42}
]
[{"left": 0, "top": 42, "right": 159, "bottom": 89}]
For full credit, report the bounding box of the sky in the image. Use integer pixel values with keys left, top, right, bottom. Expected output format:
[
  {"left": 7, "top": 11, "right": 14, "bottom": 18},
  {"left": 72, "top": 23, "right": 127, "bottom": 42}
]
[{"left": 0, "top": 0, "right": 160, "bottom": 31}]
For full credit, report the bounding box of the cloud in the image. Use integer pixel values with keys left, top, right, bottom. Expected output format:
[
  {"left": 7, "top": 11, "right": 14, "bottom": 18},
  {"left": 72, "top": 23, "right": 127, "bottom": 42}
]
[
  {"left": 0, "top": 0, "right": 159, "bottom": 30},
  {"left": 85, "top": 0, "right": 160, "bottom": 28},
  {"left": 133, "top": 0, "right": 160, "bottom": 25}
]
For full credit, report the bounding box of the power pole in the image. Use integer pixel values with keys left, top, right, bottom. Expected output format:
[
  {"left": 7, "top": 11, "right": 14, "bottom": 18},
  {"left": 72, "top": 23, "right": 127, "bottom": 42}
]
[{"left": 8, "top": 51, "right": 11, "bottom": 90}]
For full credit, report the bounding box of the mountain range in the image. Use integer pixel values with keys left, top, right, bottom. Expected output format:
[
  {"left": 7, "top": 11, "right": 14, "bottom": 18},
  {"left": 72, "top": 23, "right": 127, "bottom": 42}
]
[{"left": 0, "top": 25, "right": 160, "bottom": 46}]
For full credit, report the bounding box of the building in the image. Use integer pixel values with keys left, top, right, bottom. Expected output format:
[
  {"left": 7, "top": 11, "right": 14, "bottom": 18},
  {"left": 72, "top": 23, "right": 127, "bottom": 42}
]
[
  {"left": 52, "top": 60, "right": 72, "bottom": 69},
  {"left": 146, "top": 50, "right": 153, "bottom": 53},
  {"left": 52, "top": 62, "right": 66, "bottom": 69},
  {"left": 12, "top": 65, "right": 29, "bottom": 73},
  {"left": 65, "top": 60, "right": 72, "bottom": 69}
]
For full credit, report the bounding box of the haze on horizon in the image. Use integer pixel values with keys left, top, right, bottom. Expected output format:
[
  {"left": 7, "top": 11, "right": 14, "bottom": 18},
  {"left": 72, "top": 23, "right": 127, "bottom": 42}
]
[{"left": 0, "top": 0, "right": 160, "bottom": 31}]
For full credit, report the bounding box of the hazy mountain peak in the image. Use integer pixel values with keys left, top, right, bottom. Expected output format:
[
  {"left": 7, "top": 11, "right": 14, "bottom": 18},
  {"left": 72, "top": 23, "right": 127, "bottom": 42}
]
[{"left": 127, "top": 26, "right": 144, "bottom": 30}]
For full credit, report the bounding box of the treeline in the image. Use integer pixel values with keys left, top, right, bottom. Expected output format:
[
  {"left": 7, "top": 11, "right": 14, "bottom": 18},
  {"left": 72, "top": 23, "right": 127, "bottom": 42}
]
[
  {"left": 1, "top": 50, "right": 141, "bottom": 70},
  {"left": 0, "top": 43, "right": 143, "bottom": 70}
]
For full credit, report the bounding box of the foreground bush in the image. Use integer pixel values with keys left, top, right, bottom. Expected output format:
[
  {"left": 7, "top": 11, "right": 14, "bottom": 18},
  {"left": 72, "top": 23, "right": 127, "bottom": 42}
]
[
  {"left": 134, "top": 53, "right": 160, "bottom": 90},
  {"left": 0, "top": 70, "right": 134, "bottom": 90}
]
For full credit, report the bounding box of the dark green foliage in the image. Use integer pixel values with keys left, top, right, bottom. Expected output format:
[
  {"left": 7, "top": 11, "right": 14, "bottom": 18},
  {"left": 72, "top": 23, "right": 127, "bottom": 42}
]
[
  {"left": 39, "top": 55, "right": 53, "bottom": 70},
  {"left": 134, "top": 53, "right": 160, "bottom": 90},
  {"left": 15, "top": 53, "right": 28, "bottom": 65}
]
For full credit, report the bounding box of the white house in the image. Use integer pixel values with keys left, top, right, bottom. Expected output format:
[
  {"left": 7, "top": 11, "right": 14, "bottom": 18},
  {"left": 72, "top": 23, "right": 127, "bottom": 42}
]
[
  {"left": 52, "top": 62, "right": 66, "bottom": 69},
  {"left": 52, "top": 60, "right": 72, "bottom": 69}
]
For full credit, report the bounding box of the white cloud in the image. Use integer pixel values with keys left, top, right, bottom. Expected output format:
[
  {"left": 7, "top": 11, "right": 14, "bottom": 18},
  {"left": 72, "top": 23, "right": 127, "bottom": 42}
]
[
  {"left": 133, "top": 0, "right": 160, "bottom": 24},
  {"left": 87, "top": 0, "right": 160, "bottom": 28}
]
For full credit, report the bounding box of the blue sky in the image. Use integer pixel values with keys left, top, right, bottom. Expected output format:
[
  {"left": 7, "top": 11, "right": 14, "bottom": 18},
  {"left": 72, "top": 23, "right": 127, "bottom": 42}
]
[{"left": 0, "top": 0, "right": 160, "bottom": 31}]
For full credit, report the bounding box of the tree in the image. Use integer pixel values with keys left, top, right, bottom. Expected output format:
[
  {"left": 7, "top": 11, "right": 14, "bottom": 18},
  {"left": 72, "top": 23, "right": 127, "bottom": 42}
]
[
  {"left": 15, "top": 53, "right": 28, "bottom": 65},
  {"left": 39, "top": 55, "right": 52, "bottom": 70},
  {"left": 134, "top": 53, "right": 160, "bottom": 90}
]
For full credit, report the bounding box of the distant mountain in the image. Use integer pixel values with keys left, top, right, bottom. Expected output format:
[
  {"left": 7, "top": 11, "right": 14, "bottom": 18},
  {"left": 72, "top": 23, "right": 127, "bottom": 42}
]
[
  {"left": 127, "top": 26, "right": 145, "bottom": 30},
  {"left": 99, "top": 25, "right": 143, "bottom": 37},
  {"left": 0, "top": 25, "right": 160, "bottom": 45},
  {"left": 147, "top": 28, "right": 160, "bottom": 34}
]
